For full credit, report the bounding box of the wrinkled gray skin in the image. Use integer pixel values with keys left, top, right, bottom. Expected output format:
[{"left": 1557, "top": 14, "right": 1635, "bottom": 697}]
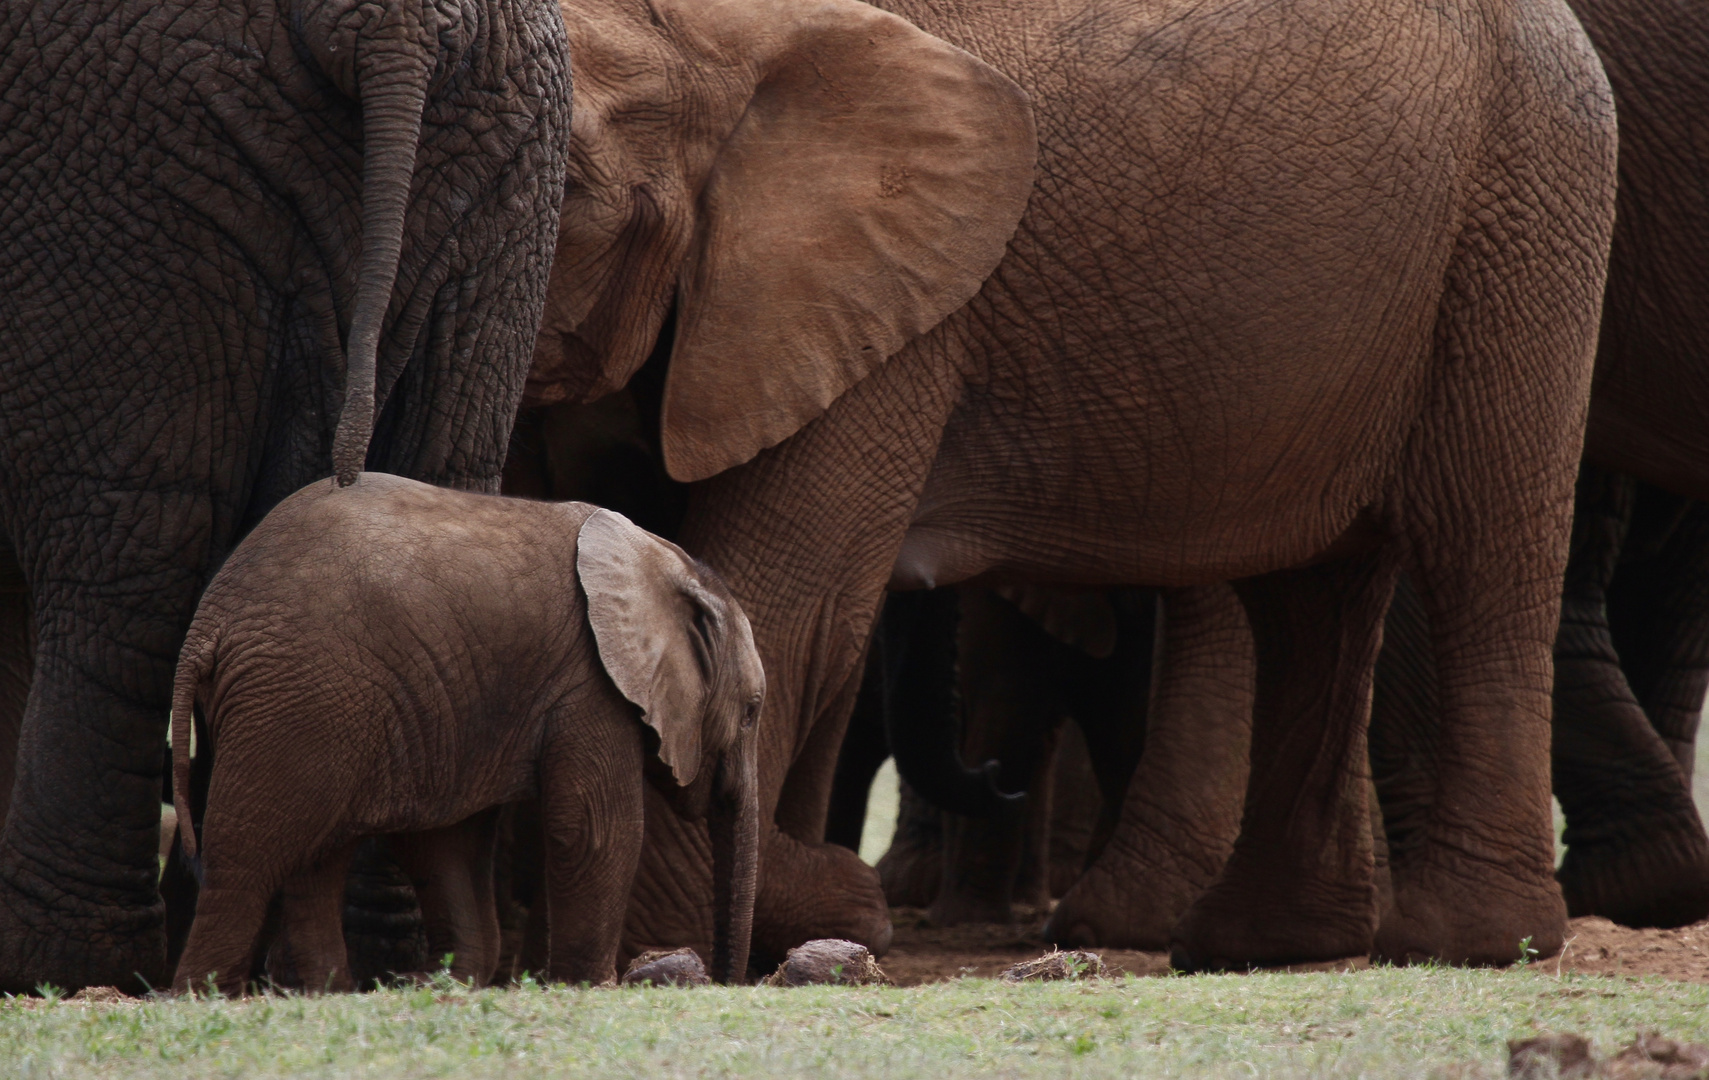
[
  {"left": 171, "top": 475, "right": 761, "bottom": 993},
  {"left": 1373, "top": 473, "right": 1709, "bottom": 933},
  {"left": 0, "top": 0, "right": 571, "bottom": 992},
  {"left": 1371, "top": 0, "right": 1709, "bottom": 938},
  {"left": 533, "top": 0, "right": 1615, "bottom": 968}
]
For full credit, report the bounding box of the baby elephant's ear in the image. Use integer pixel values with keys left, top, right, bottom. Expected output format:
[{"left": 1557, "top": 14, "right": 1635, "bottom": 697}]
[{"left": 577, "top": 509, "right": 715, "bottom": 786}]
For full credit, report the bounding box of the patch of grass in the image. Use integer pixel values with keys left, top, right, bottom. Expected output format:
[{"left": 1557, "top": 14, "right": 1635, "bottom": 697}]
[{"left": 4, "top": 966, "right": 1705, "bottom": 1078}]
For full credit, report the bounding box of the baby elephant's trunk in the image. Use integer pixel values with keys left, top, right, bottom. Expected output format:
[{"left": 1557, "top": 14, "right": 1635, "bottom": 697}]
[
  {"left": 170, "top": 633, "right": 216, "bottom": 869},
  {"left": 709, "top": 727, "right": 758, "bottom": 984}
]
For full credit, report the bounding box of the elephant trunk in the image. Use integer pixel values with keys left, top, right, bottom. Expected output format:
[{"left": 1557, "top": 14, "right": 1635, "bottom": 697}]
[
  {"left": 880, "top": 589, "right": 1026, "bottom": 819},
  {"left": 169, "top": 633, "right": 215, "bottom": 869},
  {"left": 709, "top": 727, "right": 758, "bottom": 984},
  {"left": 330, "top": 28, "right": 434, "bottom": 487}
]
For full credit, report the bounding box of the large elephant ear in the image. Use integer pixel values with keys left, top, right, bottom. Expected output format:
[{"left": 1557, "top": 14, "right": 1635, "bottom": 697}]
[
  {"left": 577, "top": 509, "right": 717, "bottom": 785},
  {"left": 659, "top": 0, "right": 1037, "bottom": 482}
]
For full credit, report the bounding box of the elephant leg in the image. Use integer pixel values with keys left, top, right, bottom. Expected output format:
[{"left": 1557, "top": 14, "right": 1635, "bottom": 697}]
[
  {"left": 1374, "top": 551, "right": 1572, "bottom": 964},
  {"left": 930, "top": 588, "right": 1062, "bottom": 927},
  {"left": 1046, "top": 723, "right": 1103, "bottom": 898},
  {"left": 266, "top": 844, "right": 359, "bottom": 994},
  {"left": 174, "top": 884, "right": 274, "bottom": 997},
  {"left": 875, "top": 780, "right": 945, "bottom": 909},
  {"left": 1367, "top": 572, "right": 1439, "bottom": 928},
  {"left": 0, "top": 565, "right": 202, "bottom": 993},
  {"left": 391, "top": 809, "right": 503, "bottom": 985},
  {"left": 1610, "top": 484, "right": 1709, "bottom": 777},
  {"left": 494, "top": 800, "right": 547, "bottom": 983},
  {"left": 1068, "top": 589, "right": 1156, "bottom": 866},
  {"left": 541, "top": 721, "right": 644, "bottom": 987},
  {"left": 1049, "top": 583, "right": 1252, "bottom": 950},
  {"left": 1171, "top": 560, "right": 1389, "bottom": 970},
  {"left": 1553, "top": 470, "right": 1709, "bottom": 928},
  {"left": 339, "top": 839, "right": 430, "bottom": 987}
]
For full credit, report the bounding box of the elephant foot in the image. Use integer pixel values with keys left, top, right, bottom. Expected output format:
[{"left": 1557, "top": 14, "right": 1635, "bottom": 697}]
[
  {"left": 1374, "top": 852, "right": 1566, "bottom": 965},
  {"left": 1045, "top": 832, "right": 1220, "bottom": 949},
  {"left": 753, "top": 831, "right": 892, "bottom": 971},
  {"left": 876, "top": 831, "right": 942, "bottom": 910},
  {"left": 1169, "top": 861, "right": 1376, "bottom": 972},
  {"left": 1558, "top": 825, "right": 1709, "bottom": 929},
  {"left": 0, "top": 874, "right": 166, "bottom": 995}
]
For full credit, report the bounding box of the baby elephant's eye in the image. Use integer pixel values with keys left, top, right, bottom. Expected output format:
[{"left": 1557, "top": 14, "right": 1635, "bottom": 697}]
[{"left": 741, "top": 699, "right": 760, "bottom": 728}]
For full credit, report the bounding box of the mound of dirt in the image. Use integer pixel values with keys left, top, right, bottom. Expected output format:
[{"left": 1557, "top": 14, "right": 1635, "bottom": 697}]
[{"left": 1551, "top": 919, "right": 1709, "bottom": 982}]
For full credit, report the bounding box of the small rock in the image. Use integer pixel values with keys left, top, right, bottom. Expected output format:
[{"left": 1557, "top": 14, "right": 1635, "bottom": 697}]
[
  {"left": 763, "top": 939, "right": 889, "bottom": 987},
  {"left": 1000, "top": 949, "right": 1105, "bottom": 982},
  {"left": 621, "top": 948, "right": 710, "bottom": 987},
  {"left": 67, "top": 986, "right": 128, "bottom": 1004}
]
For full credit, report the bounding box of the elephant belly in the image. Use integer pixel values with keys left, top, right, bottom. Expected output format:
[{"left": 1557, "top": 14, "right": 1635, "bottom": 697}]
[{"left": 884, "top": 0, "right": 1498, "bottom": 589}]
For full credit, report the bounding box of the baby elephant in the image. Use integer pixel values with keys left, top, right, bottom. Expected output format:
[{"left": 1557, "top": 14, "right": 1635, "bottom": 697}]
[{"left": 170, "top": 473, "right": 762, "bottom": 994}]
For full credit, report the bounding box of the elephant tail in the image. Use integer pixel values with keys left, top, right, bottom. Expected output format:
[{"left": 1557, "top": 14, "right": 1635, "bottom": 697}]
[
  {"left": 171, "top": 631, "right": 216, "bottom": 870},
  {"left": 329, "top": 25, "right": 435, "bottom": 487}
]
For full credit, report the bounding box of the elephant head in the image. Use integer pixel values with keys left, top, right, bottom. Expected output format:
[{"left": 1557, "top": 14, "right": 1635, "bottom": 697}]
[
  {"left": 576, "top": 510, "right": 764, "bottom": 983},
  {"left": 524, "top": 0, "right": 1037, "bottom": 482}
]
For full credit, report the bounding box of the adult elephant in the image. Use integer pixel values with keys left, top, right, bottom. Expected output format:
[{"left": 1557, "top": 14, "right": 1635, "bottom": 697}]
[
  {"left": 0, "top": 0, "right": 572, "bottom": 992},
  {"left": 1545, "top": 0, "right": 1709, "bottom": 926},
  {"left": 1370, "top": 0, "right": 1709, "bottom": 939},
  {"left": 527, "top": 0, "right": 1616, "bottom": 969}
]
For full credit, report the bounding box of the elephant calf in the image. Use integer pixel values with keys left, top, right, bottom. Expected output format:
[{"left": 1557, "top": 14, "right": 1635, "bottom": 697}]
[{"left": 169, "top": 474, "right": 761, "bottom": 994}]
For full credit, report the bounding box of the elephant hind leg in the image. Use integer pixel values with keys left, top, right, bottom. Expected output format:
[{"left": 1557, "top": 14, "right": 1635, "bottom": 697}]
[
  {"left": 1374, "top": 138, "right": 1609, "bottom": 964},
  {"left": 1171, "top": 554, "right": 1395, "bottom": 971},
  {"left": 174, "top": 884, "right": 273, "bottom": 997},
  {"left": 1049, "top": 583, "right": 1251, "bottom": 950},
  {"left": 1552, "top": 471, "right": 1709, "bottom": 928}
]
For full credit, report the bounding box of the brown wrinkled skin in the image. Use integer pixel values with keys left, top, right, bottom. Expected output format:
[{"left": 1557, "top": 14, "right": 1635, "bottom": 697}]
[
  {"left": 1373, "top": 0, "right": 1709, "bottom": 937},
  {"left": 170, "top": 474, "right": 762, "bottom": 994},
  {"left": 1548, "top": 0, "right": 1709, "bottom": 927},
  {"left": 1048, "top": 584, "right": 1254, "bottom": 949},
  {"left": 0, "top": 0, "right": 571, "bottom": 992},
  {"left": 537, "top": 0, "right": 1616, "bottom": 967}
]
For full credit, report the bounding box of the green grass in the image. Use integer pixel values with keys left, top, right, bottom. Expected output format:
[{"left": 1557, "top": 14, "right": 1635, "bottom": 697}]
[{"left": 6, "top": 967, "right": 1705, "bottom": 1078}]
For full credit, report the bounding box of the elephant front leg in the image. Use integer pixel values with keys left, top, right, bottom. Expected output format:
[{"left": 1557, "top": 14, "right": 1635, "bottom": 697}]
[
  {"left": 1172, "top": 557, "right": 1393, "bottom": 971},
  {"left": 540, "top": 724, "right": 645, "bottom": 987},
  {"left": 1049, "top": 583, "right": 1252, "bottom": 950}
]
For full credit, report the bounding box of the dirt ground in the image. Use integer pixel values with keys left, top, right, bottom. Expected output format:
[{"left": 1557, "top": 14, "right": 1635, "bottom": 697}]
[{"left": 877, "top": 908, "right": 1709, "bottom": 986}]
